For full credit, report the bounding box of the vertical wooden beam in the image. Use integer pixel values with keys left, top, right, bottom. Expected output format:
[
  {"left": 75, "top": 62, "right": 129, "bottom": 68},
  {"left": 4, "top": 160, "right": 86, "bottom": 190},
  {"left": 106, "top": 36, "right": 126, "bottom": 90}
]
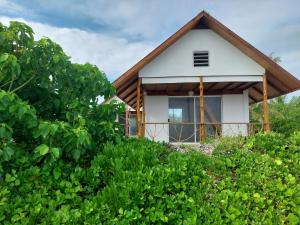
[
  {"left": 199, "top": 77, "right": 205, "bottom": 142},
  {"left": 125, "top": 108, "right": 129, "bottom": 136},
  {"left": 262, "top": 74, "right": 270, "bottom": 132},
  {"left": 136, "top": 78, "right": 141, "bottom": 137},
  {"left": 142, "top": 91, "right": 146, "bottom": 137}
]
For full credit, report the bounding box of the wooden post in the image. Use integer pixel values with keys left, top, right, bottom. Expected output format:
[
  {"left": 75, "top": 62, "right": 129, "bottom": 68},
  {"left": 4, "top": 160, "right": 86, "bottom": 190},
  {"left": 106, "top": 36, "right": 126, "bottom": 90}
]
[
  {"left": 136, "top": 78, "right": 141, "bottom": 137},
  {"left": 199, "top": 77, "right": 205, "bottom": 142},
  {"left": 125, "top": 108, "right": 129, "bottom": 136},
  {"left": 142, "top": 91, "right": 145, "bottom": 137},
  {"left": 262, "top": 75, "right": 270, "bottom": 132}
]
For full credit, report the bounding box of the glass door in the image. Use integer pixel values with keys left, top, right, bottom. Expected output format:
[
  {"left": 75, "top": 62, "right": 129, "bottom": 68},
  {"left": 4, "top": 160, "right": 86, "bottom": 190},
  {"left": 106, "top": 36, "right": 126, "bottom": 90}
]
[
  {"left": 169, "top": 98, "right": 195, "bottom": 142},
  {"left": 195, "top": 97, "right": 221, "bottom": 141},
  {"left": 169, "top": 96, "right": 222, "bottom": 143}
]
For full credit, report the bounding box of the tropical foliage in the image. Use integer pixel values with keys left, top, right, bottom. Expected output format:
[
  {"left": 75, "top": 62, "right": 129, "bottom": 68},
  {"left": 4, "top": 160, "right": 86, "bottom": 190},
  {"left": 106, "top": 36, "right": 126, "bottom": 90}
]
[
  {"left": 0, "top": 21, "right": 123, "bottom": 168},
  {"left": 1, "top": 133, "right": 299, "bottom": 224},
  {"left": 1, "top": 21, "right": 299, "bottom": 224},
  {"left": 250, "top": 95, "right": 300, "bottom": 135}
]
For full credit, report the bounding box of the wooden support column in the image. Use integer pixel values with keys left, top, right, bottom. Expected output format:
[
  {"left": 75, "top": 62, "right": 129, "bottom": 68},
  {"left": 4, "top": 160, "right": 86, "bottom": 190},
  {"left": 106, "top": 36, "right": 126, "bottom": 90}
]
[
  {"left": 262, "top": 74, "right": 270, "bottom": 132},
  {"left": 136, "top": 78, "right": 141, "bottom": 137},
  {"left": 142, "top": 91, "right": 146, "bottom": 137},
  {"left": 125, "top": 108, "right": 129, "bottom": 136},
  {"left": 199, "top": 77, "right": 205, "bottom": 142}
]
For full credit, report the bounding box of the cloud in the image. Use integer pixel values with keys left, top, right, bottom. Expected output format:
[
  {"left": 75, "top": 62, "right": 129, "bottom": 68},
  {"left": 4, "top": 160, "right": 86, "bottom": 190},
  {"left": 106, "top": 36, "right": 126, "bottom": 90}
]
[
  {"left": 1, "top": 0, "right": 299, "bottom": 83},
  {"left": 0, "top": 0, "right": 24, "bottom": 13},
  {"left": 0, "top": 16, "right": 156, "bottom": 81}
]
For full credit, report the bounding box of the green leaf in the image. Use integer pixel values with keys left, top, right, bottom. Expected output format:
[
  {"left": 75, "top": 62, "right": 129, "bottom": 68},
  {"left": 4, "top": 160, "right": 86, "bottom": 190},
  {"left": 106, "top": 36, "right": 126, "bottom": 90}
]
[
  {"left": 39, "top": 123, "right": 50, "bottom": 139},
  {"left": 0, "top": 124, "right": 12, "bottom": 139},
  {"left": 34, "top": 144, "right": 49, "bottom": 156},
  {"left": 72, "top": 148, "right": 81, "bottom": 161},
  {"left": 0, "top": 53, "right": 9, "bottom": 62},
  {"left": 51, "top": 148, "right": 60, "bottom": 158},
  {"left": 225, "top": 158, "right": 233, "bottom": 167},
  {"left": 288, "top": 213, "right": 299, "bottom": 225},
  {"left": 2, "top": 146, "right": 15, "bottom": 161},
  {"left": 53, "top": 167, "right": 61, "bottom": 179},
  {"left": 161, "top": 215, "right": 168, "bottom": 222},
  {"left": 274, "top": 159, "right": 282, "bottom": 165}
]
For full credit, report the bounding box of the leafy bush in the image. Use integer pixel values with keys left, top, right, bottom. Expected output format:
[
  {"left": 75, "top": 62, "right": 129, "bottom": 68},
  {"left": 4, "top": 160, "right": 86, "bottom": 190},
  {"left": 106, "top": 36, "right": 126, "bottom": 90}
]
[
  {"left": 1, "top": 134, "right": 299, "bottom": 224},
  {"left": 0, "top": 21, "right": 124, "bottom": 167},
  {"left": 251, "top": 96, "right": 300, "bottom": 136}
]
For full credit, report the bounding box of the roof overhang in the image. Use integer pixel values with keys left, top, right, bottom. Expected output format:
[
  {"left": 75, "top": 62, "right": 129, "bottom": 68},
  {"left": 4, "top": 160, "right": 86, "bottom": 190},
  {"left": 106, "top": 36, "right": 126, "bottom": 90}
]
[{"left": 113, "top": 11, "right": 300, "bottom": 108}]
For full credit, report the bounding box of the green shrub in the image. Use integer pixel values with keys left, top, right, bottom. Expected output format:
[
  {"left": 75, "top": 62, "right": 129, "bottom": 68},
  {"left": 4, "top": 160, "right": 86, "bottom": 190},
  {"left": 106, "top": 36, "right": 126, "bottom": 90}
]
[
  {"left": 1, "top": 135, "right": 299, "bottom": 224},
  {"left": 250, "top": 96, "right": 300, "bottom": 136},
  {"left": 0, "top": 21, "right": 124, "bottom": 168}
]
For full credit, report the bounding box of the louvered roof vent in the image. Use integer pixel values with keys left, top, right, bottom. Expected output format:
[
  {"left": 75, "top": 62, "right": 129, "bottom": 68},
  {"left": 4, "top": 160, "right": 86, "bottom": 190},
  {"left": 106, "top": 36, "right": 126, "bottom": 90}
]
[{"left": 193, "top": 51, "right": 209, "bottom": 67}]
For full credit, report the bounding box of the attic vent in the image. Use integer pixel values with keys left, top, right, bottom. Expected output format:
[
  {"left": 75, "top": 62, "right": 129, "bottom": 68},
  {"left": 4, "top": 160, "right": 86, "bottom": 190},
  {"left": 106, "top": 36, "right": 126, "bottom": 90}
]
[{"left": 193, "top": 51, "right": 209, "bottom": 67}]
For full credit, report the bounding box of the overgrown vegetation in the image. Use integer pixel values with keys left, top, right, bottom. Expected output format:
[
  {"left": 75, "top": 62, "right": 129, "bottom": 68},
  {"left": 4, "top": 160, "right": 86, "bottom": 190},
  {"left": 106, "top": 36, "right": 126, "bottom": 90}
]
[
  {"left": 1, "top": 21, "right": 299, "bottom": 224},
  {"left": 0, "top": 21, "right": 123, "bottom": 167},
  {"left": 251, "top": 95, "right": 300, "bottom": 135},
  {"left": 1, "top": 133, "right": 299, "bottom": 224}
]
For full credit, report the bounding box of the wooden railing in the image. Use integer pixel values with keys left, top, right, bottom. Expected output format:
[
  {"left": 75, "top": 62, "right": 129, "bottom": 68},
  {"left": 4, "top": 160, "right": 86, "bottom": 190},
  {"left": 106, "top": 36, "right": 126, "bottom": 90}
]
[
  {"left": 142, "top": 122, "right": 263, "bottom": 142},
  {"left": 118, "top": 113, "right": 263, "bottom": 142}
]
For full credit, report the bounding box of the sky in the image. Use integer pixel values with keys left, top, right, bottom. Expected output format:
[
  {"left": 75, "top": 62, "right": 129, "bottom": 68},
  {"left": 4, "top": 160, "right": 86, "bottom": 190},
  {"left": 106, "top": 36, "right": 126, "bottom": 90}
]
[{"left": 0, "top": 0, "right": 299, "bottom": 96}]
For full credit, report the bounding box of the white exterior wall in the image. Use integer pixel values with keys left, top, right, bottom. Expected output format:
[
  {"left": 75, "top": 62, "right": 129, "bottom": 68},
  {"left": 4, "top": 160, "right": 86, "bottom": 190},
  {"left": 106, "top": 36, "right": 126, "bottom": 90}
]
[
  {"left": 140, "top": 30, "right": 264, "bottom": 78},
  {"left": 140, "top": 29, "right": 256, "bottom": 140},
  {"left": 144, "top": 95, "right": 169, "bottom": 142},
  {"left": 222, "top": 90, "right": 250, "bottom": 136},
  {"left": 144, "top": 92, "right": 250, "bottom": 142}
]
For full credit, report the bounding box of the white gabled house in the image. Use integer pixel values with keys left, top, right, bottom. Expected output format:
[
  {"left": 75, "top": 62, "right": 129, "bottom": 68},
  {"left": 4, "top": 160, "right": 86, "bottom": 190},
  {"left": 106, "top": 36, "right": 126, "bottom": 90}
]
[{"left": 113, "top": 11, "right": 300, "bottom": 143}]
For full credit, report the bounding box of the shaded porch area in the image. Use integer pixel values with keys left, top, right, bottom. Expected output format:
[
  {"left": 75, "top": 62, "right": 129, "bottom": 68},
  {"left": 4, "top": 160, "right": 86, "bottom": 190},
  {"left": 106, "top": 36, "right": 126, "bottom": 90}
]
[{"left": 118, "top": 75, "right": 274, "bottom": 142}]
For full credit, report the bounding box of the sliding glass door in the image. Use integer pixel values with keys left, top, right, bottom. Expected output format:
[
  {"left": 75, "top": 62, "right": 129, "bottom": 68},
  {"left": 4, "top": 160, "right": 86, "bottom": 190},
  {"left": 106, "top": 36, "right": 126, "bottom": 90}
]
[
  {"left": 195, "top": 97, "right": 221, "bottom": 141},
  {"left": 168, "top": 96, "right": 221, "bottom": 143},
  {"left": 169, "top": 98, "right": 195, "bottom": 142}
]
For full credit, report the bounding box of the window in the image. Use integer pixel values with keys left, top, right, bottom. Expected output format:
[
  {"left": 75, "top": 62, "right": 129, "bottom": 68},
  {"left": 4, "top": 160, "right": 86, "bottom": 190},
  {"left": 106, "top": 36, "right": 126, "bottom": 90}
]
[
  {"left": 195, "top": 97, "right": 221, "bottom": 141},
  {"left": 193, "top": 51, "right": 209, "bottom": 67},
  {"left": 169, "top": 98, "right": 195, "bottom": 142},
  {"left": 169, "top": 108, "right": 183, "bottom": 122},
  {"left": 129, "top": 114, "right": 138, "bottom": 136},
  {"left": 168, "top": 97, "right": 221, "bottom": 143}
]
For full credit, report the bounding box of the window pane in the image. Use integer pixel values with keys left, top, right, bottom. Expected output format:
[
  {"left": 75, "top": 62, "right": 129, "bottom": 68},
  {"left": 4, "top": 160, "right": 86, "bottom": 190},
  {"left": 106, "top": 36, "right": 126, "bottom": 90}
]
[
  {"left": 118, "top": 113, "right": 126, "bottom": 135},
  {"left": 129, "top": 114, "right": 137, "bottom": 136},
  {"left": 169, "top": 98, "right": 195, "bottom": 142},
  {"left": 195, "top": 97, "right": 221, "bottom": 140}
]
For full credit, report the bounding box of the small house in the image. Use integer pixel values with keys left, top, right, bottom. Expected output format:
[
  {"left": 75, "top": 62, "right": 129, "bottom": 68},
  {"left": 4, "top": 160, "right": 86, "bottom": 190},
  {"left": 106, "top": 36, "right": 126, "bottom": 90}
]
[{"left": 113, "top": 11, "right": 300, "bottom": 143}]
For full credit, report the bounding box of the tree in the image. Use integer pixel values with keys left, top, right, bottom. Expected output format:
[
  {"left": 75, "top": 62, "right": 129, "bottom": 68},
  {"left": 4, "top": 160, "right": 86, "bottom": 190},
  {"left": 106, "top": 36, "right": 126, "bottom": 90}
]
[{"left": 0, "top": 21, "right": 124, "bottom": 166}]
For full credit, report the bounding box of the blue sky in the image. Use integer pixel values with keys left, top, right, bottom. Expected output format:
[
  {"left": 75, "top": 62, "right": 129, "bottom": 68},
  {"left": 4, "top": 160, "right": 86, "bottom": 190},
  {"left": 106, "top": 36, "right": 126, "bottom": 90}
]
[{"left": 0, "top": 0, "right": 299, "bottom": 96}]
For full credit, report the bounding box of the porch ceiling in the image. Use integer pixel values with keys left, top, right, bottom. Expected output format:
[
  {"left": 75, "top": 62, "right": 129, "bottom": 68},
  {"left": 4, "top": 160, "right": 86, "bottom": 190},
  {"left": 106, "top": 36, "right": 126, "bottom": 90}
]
[{"left": 117, "top": 77, "right": 289, "bottom": 109}]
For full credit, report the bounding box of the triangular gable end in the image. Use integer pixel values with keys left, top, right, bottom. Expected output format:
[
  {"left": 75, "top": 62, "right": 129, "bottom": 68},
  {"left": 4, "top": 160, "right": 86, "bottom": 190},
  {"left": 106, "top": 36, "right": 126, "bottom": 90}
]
[{"left": 113, "top": 11, "right": 300, "bottom": 108}]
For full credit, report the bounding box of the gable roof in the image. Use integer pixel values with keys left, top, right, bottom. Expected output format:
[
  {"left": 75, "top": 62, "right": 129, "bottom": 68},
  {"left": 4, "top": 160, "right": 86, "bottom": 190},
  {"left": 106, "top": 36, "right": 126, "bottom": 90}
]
[{"left": 113, "top": 11, "right": 300, "bottom": 108}]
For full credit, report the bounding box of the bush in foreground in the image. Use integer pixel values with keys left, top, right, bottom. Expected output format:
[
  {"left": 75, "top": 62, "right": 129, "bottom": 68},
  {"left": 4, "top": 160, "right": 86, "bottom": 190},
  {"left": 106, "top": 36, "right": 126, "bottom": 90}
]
[{"left": 1, "top": 132, "right": 299, "bottom": 224}]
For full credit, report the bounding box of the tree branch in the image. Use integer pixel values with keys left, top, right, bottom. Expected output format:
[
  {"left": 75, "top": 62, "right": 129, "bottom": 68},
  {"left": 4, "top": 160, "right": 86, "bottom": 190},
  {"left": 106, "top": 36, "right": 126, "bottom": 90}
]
[
  {"left": 0, "top": 78, "right": 15, "bottom": 89},
  {"left": 8, "top": 77, "right": 14, "bottom": 91},
  {"left": 11, "top": 75, "right": 35, "bottom": 93}
]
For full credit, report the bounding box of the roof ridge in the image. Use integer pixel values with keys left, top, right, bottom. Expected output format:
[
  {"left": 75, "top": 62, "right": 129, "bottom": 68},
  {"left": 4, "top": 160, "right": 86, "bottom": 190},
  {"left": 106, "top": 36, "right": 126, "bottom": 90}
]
[{"left": 113, "top": 10, "right": 300, "bottom": 106}]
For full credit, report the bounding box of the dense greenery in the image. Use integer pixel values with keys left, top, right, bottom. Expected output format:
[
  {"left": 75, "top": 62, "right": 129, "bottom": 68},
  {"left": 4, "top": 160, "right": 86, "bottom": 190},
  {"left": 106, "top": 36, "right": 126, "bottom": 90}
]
[
  {"left": 0, "top": 21, "right": 123, "bottom": 167},
  {"left": 1, "top": 133, "right": 299, "bottom": 224},
  {"left": 251, "top": 96, "right": 300, "bottom": 136},
  {"left": 1, "top": 21, "right": 299, "bottom": 224}
]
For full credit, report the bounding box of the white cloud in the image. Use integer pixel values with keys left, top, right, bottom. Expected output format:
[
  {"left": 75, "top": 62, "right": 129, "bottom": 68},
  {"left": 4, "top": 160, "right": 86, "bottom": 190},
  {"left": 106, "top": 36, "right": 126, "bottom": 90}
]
[
  {"left": 0, "top": 0, "right": 25, "bottom": 13},
  {"left": 0, "top": 0, "right": 299, "bottom": 82},
  {"left": 0, "top": 16, "right": 156, "bottom": 81}
]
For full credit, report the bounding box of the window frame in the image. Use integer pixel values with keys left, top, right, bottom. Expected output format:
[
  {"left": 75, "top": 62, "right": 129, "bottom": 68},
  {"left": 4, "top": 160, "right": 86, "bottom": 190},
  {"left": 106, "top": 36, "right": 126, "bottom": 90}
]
[{"left": 168, "top": 95, "right": 222, "bottom": 143}]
